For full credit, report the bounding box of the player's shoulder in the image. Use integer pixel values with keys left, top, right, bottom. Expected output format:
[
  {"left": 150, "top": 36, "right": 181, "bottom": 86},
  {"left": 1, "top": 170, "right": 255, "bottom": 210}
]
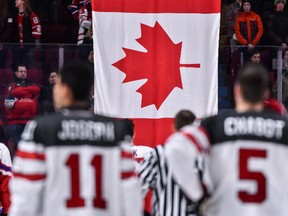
[
  {"left": 201, "top": 109, "right": 288, "bottom": 126},
  {"left": 0, "top": 143, "right": 10, "bottom": 155}
]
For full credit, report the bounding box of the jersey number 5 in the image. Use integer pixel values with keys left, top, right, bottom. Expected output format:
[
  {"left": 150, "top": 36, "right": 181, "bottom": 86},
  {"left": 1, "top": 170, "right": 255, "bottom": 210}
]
[
  {"left": 238, "top": 148, "right": 267, "bottom": 203},
  {"left": 65, "top": 154, "right": 107, "bottom": 209}
]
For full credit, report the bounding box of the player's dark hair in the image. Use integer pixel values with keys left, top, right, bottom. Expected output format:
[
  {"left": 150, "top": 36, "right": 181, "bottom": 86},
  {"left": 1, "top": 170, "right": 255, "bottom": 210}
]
[
  {"left": 236, "top": 63, "right": 269, "bottom": 103},
  {"left": 59, "top": 62, "right": 94, "bottom": 101},
  {"left": 121, "top": 119, "right": 134, "bottom": 137},
  {"left": 174, "top": 110, "right": 196, "bottom": 131}
]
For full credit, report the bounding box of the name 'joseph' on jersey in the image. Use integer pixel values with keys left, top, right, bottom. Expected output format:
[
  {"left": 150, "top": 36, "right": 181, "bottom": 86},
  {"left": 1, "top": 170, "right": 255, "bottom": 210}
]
[{"left": 9, "top": 109, "right": 141, "bottom": 216}]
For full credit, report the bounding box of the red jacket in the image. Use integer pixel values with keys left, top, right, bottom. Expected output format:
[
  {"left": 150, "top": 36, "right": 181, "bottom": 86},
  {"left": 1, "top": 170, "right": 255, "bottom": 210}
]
[{"left": 5, "top": 79, "right": 40, "bottom": 125}]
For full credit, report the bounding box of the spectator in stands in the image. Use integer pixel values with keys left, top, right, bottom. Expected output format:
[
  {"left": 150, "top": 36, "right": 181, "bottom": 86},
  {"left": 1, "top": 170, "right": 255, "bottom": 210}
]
[
  {"left": 39, "top": 71, "right": 58, "bottom": 114},
  {"left": 0, "top": 0, "right": 13, "bottom": 68},
  {"left": 87, "top": 50, "right": 94, "bottom": 65},
  {"left": 77, "top": 0, "right": 92, "bottom": 45},
  {"left": 268, "top": 0, "right": 288, "bottom": 50},
  {"left": 284, "top": 48, "right": 288, "bottom": 70},
  {"left": 226, "top": 0, "right": 242, "bottom": 40},
  {"left": 12, "top": 0, "right": 41, "bottom": 69},
  {"left": 272, "top": 48, "right": 288, "bottom": 106},
  {"left": 249, "top": 49, "right": 261, "bottom": 63},
  {"left": 68, "top": 0, "right": 92, "bottom": 44},
  {"left": 235, "top": 0, "right": 263, "bottom": 49},
  {"left": 79, "top": 26, "right": 93, "bottom": 61},
  {"left": 83, "top": 26, "right": 93, "bottom": 44},
  {"left": 0, "top": 141, "right": 12, "bottom": 216},
  {"left": 68, "top": 0, "right": 85, "bottom": 21},
  {"left": 4, "top": 65, "right": 40, "bottom": 154}
]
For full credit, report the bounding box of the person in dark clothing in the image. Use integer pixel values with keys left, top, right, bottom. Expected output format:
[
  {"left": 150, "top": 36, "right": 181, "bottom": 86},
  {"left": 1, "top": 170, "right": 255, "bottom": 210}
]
[
  {"left": 267, "top": 0, "right": 288, "bottom": 49},
  {"left": 0, "top": 118, "right": 8, "bottom": 145},
  {"left": 38, "top": 71, "right": 58, "bottom": 114},
  {"left": 0, "top": 0, "right": 13, "bottom": 68},
  {"left": 12, "top": 0, "right": 41, "bottom": 69}
]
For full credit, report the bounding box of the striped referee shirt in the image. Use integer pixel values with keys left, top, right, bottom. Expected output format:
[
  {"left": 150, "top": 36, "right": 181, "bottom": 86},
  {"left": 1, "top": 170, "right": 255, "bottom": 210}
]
[{"left": 137, "top": 145, "right": 199, "bottom": 216}]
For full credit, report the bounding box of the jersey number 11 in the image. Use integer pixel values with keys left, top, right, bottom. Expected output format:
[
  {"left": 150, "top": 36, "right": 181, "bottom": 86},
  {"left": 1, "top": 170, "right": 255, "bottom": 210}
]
[{"left": 65, "top": 154, "right": 107, "bottom": 209}]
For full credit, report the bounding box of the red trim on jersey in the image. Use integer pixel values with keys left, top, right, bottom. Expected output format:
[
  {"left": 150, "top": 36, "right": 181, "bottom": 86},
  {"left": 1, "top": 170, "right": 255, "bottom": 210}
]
[
  {"left": 198, "top": 126, "right": 211, "bottom": 144},
  {"left": 181, "top": 132, "right": 203, "bottom": 152},
  {"left": 14, "top": 172, "right": 46, "bottom": 181},
  {"left": 16, "top": 150, "right": 45, "bottom": 160},
  {"left": 92, "top": 0, "right": 221, "bottom": 13},
  {"left": 0, "top": 174, "right": 11, "bottom": 214},
  {"left": 121, "top": 151, "right": 133, "bottom": 159},
  {"left": 121, "top": 171, "right": 136, "bottom": 179}
]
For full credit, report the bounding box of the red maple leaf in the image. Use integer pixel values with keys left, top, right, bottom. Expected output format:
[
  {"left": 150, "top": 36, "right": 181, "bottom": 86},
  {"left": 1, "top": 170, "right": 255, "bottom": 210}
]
[{"left": 113, "top": 21, "right": 200, "bottom": 110}]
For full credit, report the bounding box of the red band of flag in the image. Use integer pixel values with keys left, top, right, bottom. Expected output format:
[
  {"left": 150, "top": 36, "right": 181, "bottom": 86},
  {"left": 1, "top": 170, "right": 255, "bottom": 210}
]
[
  {"left": 133, "top": 118, "right": 174, "bottom": 147},
  {"left": 92, "top": 0, "right": 221, "bottom": 14}
]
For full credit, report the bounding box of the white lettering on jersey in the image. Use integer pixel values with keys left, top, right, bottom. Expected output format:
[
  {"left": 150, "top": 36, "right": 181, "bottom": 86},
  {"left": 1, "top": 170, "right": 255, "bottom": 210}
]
[
  {"left": 224, "top": 117, "right": 285, "bottom": 139},
  {"left": 58, "top": 120, "right": 115, "bottom": 141}
]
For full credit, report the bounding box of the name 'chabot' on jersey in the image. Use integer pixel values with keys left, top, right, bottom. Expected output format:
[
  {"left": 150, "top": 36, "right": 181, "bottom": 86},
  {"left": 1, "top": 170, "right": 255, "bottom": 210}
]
[
  {"left": 224, "top": 116, "right": 285, "bottom": 139},
  {"left": 57, "top": 120, "right": 115, "bottom": 141}
]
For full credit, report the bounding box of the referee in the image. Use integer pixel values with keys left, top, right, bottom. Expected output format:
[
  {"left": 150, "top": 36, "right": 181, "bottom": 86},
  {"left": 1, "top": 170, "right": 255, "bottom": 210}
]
[{"left": 137, "top": 110, "right": 198, "bottom": 216}]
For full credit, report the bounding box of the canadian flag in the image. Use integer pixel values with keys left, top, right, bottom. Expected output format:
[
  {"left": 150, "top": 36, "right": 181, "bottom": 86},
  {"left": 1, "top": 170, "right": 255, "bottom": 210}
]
[{"left": 92, "top": 0, "right": 221, "bottom": 147}]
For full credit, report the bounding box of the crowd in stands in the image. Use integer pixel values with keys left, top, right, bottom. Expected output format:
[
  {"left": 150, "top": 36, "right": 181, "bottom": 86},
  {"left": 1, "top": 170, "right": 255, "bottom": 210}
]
[
  {"left": 222, "top": 0, "right": 288, "bottom": 105},
  {"left": 0, "top": 1, "right": 288, "bottom": 216},
  {"left": 0, "top": 0, "right": 93, "bottom": 70},
  {"left": 0, "top": 0, "right": 93, "bottom": 149},
  {"left": 1, "top": 0, "right": 288, "bottom": 152}
]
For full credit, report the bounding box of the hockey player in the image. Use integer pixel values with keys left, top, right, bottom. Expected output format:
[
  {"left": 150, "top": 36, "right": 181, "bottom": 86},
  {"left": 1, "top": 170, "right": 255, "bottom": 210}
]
[
  {"left": 0, "top": 142, "right": 12, "bottom": 216},
  {"left": 9, "top": 62, "right": 142, "bottom": 216},
  {"left": 165, "top": 63, "right": 288, "bottom": 216}
]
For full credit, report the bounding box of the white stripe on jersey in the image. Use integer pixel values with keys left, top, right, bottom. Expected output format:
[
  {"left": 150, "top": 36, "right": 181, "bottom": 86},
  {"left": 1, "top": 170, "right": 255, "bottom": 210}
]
[
  {"left": 17, "top": 140, "right": 45, "bottom": 153},
  {"left": 13, "top": 157, "right": 45, "bottom": 175}
]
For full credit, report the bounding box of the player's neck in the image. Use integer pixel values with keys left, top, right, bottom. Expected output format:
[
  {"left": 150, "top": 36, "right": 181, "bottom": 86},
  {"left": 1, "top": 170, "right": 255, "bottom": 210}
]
[
  {"left": 235, "top": 102, "right": 263, "bottom": 113},
  {"left": 69, "top": 101, "right": 89, "bottom": 108}
]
